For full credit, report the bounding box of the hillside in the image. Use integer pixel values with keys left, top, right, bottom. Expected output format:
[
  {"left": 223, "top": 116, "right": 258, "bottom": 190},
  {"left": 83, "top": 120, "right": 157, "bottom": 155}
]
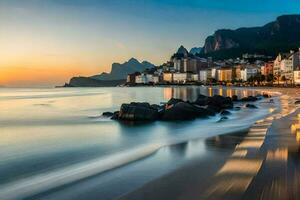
[{"left": 200, "top": 15, "right": 300, "bottom": 59}]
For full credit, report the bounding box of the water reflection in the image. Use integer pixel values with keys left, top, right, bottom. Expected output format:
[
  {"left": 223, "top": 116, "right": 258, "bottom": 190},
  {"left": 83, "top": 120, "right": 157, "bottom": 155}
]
[
  {"left": 163, "top": 86, "right": 262, "bottom": 102},
  {"left": 204, "top": 115, "right": 273, "bottom": 199}
]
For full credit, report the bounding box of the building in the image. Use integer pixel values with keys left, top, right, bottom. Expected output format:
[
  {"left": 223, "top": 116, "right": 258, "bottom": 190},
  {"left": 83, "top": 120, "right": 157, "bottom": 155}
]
[
  {"left": 294, "top": 71, "right": 300, "bottom": 85},
  {"left": 163, "top": 72, "right": 173, "bottom": 83},
  {"left": 191, "top": 73, "right": 199, "bottom": 82},
  {"left": 217, "top": 67, "right": 233, "bottom": 82},
  {"left": 135, "top": 73, "right": 147, "bottom": 84},
  {"left": 241, "top": 66, "right": 259, "bottom": 81},
  {"left": 127, "top": 72, "right": 141, "bottom": 84},
  {"left": 233, "top": 65, "right": 242, "bottom": 80},
  {"left": 173, "top": 72, "right": 193, "bottom": 83},
  {"left": 199, "top": 69, "right": 212, "bottom": 82},
  {"left": 273, "top": 50, "right": 300, "bottom": 84},
  {"left": 261, "top": 61, "right": 274, "bottom": 76}
]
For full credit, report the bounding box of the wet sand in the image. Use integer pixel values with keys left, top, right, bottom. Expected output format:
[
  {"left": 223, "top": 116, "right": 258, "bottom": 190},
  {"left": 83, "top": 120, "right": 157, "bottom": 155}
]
[{"left": 120, "top": 88, "right": 300, "bottom": 200}]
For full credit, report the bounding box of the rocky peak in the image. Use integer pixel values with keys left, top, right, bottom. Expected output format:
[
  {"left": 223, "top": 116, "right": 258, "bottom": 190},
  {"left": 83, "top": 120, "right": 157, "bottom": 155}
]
[{"left": 176, "top": 45, "right": 189, "bottom": 56}]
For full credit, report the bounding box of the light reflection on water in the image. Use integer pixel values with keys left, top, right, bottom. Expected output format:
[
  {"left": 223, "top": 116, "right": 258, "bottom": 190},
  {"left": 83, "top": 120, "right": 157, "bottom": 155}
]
[{"left": 0, "top": 86, "right": 276, "bottom": 199}]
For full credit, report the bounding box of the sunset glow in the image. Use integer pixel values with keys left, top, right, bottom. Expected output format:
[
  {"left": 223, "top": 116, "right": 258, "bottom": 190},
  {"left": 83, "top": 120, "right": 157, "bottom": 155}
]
[{"left": 0, "top": 0, "right": 299, "bottom": 86}]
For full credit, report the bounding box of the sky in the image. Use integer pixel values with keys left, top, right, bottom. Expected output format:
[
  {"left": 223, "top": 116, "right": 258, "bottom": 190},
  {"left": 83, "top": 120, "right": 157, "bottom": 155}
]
[{"left": 0, "top": 0, "right": 300, "bottom": 87}]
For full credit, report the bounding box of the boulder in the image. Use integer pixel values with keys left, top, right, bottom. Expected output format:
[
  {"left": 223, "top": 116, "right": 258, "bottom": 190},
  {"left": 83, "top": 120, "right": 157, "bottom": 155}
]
[
  {"left": 207, "top": 95, "right": 233, "bottom": 111},
  {"left": 167, "top": 98, "right": 183, "bottom": 106},
  {"left": 232, "top": 95, "right": 238, "bottom": 101},
  {"left": 162, "top": 102, "right": 210, "bottom": 120},
  {"left": 245, "top": 104, "right": 258, "bottom": 109},
  {"left": 218, "top": 116, "right": 229, "bottom": 122},
  {"left": 220, "top": 110, "right": 231, "bottom": 116},
  {"left": 295, "top": 100, "right": 300, "bottom": 105},
  {"left": 194, "top": 94, "right": 209, "bottom": 106},
  {"left": 240, "top": 96, "right": 258, "bottom": 102},
  {"left": 102, "top": 112, "right": 114, "bottom": 117},
  {"left": 111, "top": 111, "right": 120, "bottom": 120},
  {"left": 233, "top": 106, "right": 241, "bottom": 111},
  {"left": 118, "top": 103, "right": 159, "bottom": 121}
]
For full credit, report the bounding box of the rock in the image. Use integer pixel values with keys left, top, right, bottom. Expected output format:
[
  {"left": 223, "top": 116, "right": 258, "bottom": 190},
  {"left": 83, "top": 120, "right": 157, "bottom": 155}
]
[
  {"left": 232, "top": 95, "right": 238, "bottom": 101},
  {"left": 220, "top": 110, "right": 231, "bottom": 116},
  {"left": 202, "top": 106, "right": 217, "bottom": 116},
  {"left": 207, "top": 95, "right": 233, "bottom": 111},
  {"left": 295, "top": 100, "right": 300, "bottom": 105},
  {"left": 206, "top": 105, "right": 221, "bottom": 113},
  {"left": 194, "top": 94, "right": 209, "bottom": 106},
  {"left": 162, "top": 102, "right": 210, "bottom": 120},
  {"left": 218, "top": 116, "right": 229, "bottom": 122},
  {"left": 263, "top": 93, "right": 271, "bottom": 98},
  {"left": 118, "top": 103, "right": 159, "bottom": 121},
  {"left": 240, "top": 96, "right": 258, "bottom": 102},
  {"left": 111, "top": 111, "right": 119, "bottom": 120},
  {"left": 102, "top": 112, "right": 114, "bottom": 117},
  {"left": 167, "top": 98, "right": 184, "bottom": 106},
  {"left": 233, "top": 106, "right": 241, "bottom": 111},
  {"left": 245, "top": 104, "right": 258, "bottom": 109}
]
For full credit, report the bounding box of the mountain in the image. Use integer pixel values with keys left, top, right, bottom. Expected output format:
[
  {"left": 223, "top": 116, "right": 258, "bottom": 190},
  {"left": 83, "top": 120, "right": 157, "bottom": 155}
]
[
  {"left": 92, "top": 58, "right": 155, "bottom": 81},
  {"left": 66, "top": 77, "right": 126, "bottom": 87},
  {"left": 176, "top": 45, "right": 189, "bottom": 55},
  {"left": 189, "top": 47, "right": 202, "bottom": 55},
  {"left": 171, "top": 45, "right": 190, "bottom": 59},
  {"left": 201, "top": 15, "right": 300, "bottom": 59}
]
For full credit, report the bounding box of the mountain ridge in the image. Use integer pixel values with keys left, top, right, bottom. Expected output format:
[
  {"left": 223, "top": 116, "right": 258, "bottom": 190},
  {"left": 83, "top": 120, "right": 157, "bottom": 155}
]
[
  {"left": 201, "top": 14, "right": 300, "bottom": 59},
  {"left": 91, "top": 58, "right": 155, "bottom": 81}
]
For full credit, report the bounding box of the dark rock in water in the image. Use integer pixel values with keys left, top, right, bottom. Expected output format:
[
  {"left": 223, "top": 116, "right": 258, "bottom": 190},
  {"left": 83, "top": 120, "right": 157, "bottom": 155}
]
[
  {"left": 150, "top": 104, "right": 163, "bottom": 111},
  {"left": 202, "top": 106, "right": 217, "bottom": 116},
  {"left": 162, "top": 102, "right": 210, "bottom": 120},
  {"left": 240, "top": 96, "right": 258, "bottom": 102},
  {"left": 220, "top": 110, "right": 231, "bottom": 116},
  {"left": 108, "top": 94, "right": 260, "bottom": 122},
  {"left": 295, "top": 100, "right": 300, "bottom": 105},
  {"left": 245, "top": 104, "right": 258, "bottom": 109},
  {"left": 102, "top": 112, "right": 114, "bottom": 117},
  {"left": 194, "top": 94, "right": 209, "bottom": 106},
  {"left": 232, "top": 95, "right": 238, "bottom": 101},
  {"left": 233, "top": 106, "right": 241, "bottom": 111},
  {"left": 207, "top": 105, "right": 221, "bottom": 113},
  {"left": 167, "top": 98, "right": 184, "bottom": 106},
  {"left": 118, "top": 103, "right": 159, "bottom": 121},
  {"left": 111, "top": 111, "right": 120, "bottom": 120},
  {"left": 218, "top": 116, "right": 229, "bottom": 122},
  {"left": 130, "top": 102, "right": 151, "bottom": 108},
  {"left": 207, "top": 95, "right": 233, "bottom": 111}
]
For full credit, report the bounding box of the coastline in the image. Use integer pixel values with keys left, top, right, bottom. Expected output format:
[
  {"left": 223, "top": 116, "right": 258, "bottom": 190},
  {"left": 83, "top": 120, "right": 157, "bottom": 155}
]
[
  {"left": 0, "top": 86, "right": 298, "bottom": 200},
  {"left": 119, "top": 87, "right": 300, "bottom": 200}
]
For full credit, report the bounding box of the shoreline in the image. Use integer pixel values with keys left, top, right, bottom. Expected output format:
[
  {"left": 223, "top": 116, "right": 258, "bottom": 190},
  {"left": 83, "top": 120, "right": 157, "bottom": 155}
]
[
  {"left": 0, "top": 87, "right": 298, "bottom": 200},
  {"left": 119, "top": 87, "right": 300, "bottom": 200}
]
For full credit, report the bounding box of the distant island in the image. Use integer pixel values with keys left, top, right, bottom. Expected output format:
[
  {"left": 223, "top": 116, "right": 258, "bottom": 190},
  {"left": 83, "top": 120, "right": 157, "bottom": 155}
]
[{"left": 64, "top": 58, "right": 155, "bottom": 87}]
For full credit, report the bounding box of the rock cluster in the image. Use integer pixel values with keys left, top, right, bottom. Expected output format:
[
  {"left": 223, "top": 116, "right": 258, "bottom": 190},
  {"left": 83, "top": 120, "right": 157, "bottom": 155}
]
[{"left": 103, "top": 93, "right": 270, "bottom": 122}]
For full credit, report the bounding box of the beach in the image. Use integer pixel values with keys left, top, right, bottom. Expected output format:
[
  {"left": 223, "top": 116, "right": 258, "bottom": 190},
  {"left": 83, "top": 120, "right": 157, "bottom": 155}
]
[
  {"left": 0, "top": 86, "right": 298, "bottom": 200},
  {"left": 119, "top": 88, "right": 300, "bottom": 200}
]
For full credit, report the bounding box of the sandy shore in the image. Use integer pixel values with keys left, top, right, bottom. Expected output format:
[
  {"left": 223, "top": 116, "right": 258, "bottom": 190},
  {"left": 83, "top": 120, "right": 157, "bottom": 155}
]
[{"left": 119, "top": 88, "right": 300, "bottom": 200}]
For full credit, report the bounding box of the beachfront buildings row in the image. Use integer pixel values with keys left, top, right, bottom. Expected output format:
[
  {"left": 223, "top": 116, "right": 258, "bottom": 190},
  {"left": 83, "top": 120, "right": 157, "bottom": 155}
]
[
  {"left": 273, "top": 49, "right": 300, "bottom": 84},
  {"left": 126, "top": 47, "right": 300, "bottom": 85}
]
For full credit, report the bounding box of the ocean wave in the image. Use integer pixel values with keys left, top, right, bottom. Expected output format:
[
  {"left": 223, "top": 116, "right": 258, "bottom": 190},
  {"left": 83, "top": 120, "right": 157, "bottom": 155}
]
[{"left": 0, "top": 144, "right": 162, "bottom": 200}]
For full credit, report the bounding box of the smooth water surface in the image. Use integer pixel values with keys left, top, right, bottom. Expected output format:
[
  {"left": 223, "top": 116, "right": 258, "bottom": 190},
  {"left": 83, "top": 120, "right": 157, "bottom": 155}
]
[{"left": 0, "top": 86, "right": 278, "bottom": 199}]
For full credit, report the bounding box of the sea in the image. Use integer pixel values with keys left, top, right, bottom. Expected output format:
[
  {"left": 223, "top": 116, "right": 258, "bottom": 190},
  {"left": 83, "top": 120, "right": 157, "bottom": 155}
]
[{"left": 0, "top": 86, "right": 279, "bottom": 200}]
